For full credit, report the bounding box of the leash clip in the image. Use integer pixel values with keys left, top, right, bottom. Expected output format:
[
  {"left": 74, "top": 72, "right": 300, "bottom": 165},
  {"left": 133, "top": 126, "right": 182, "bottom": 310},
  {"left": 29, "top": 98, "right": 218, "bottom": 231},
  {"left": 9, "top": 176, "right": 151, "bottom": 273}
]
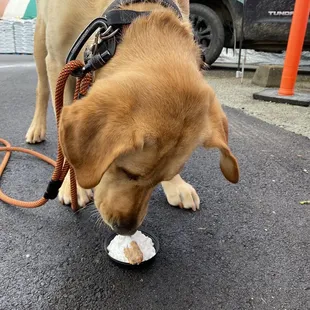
[{"left": 66, "top": 17, "right": 118, "bottom": 77}]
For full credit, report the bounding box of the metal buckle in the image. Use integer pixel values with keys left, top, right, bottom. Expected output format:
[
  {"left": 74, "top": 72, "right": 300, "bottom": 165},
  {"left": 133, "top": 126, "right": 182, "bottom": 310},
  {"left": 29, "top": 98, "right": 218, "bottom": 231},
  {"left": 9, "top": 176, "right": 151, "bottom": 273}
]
[{"left": 66, "top": 17, "right": 117, "bottom": 77}]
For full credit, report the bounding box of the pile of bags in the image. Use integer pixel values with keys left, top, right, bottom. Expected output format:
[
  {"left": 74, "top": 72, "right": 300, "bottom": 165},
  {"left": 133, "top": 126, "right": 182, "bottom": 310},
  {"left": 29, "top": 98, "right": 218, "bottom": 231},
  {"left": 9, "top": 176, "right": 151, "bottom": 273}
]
[{"left": 0, "top": 18, "right": 35, "bottom": 54}]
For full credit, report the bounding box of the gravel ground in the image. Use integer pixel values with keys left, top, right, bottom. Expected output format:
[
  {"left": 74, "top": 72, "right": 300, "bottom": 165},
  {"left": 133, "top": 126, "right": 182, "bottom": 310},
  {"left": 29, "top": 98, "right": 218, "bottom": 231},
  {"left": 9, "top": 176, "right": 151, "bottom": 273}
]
[{"left": 205, "top": 69, "right": 310, "bottom": 138}]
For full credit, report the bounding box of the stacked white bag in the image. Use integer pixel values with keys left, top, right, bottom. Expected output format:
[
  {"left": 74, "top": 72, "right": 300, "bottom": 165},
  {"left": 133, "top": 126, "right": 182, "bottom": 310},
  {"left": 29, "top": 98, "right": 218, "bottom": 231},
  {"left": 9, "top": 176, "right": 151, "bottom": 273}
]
[
  {"left": 0, "top": 19, "right": 16, "bottom": 53},
  {"left": 13, "top": 19, "right": 35, "bottom": 54}
]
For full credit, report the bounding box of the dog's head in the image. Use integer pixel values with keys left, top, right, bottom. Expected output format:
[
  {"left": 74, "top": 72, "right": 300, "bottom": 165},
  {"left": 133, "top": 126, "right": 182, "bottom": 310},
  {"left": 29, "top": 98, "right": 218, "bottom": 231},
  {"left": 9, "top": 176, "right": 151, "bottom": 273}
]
[
  {"left": 60, "top": 8, "right": 238, "bottom": 234},
  {"left": 59, "top": 68, "right": 239, "bottom": 234}
]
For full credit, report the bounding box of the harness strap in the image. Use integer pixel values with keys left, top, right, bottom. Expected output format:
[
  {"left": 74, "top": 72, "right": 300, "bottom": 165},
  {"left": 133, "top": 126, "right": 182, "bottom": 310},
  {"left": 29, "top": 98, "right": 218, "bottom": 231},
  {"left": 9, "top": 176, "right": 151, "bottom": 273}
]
[
  {"left": 105, "top": 10, "right": 151, "bottom": 27},
  {"left": 104, "top": 0, "right": 183, "bottom": 18}
]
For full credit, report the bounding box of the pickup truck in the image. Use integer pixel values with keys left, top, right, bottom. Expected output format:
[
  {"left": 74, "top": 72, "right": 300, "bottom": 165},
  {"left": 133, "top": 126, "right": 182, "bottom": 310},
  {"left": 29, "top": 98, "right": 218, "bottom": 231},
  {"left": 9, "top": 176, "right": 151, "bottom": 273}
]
[{"left": 190, "top": 0, "right": 310, "bottom": 65}]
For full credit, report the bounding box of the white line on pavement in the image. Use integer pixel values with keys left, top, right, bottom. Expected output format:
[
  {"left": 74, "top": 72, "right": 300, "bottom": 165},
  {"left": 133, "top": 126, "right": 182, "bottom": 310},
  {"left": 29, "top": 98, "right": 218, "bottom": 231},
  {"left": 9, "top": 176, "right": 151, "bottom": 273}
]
[{"left": 0, "top": 63, "right": 35, "bottom": 69}]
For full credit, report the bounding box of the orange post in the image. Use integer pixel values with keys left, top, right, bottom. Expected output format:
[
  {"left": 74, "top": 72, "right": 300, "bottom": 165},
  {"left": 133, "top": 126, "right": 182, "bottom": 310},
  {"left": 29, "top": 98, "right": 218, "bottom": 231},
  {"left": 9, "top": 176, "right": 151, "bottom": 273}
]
[{"left": 278, "top": 0, "right": 310, "bottom": 96}]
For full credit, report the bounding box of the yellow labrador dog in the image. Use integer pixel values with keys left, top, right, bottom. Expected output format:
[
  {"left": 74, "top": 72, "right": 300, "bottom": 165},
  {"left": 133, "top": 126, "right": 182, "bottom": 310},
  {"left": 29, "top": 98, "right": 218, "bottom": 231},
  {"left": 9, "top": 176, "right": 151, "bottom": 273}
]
[{"left": 26, "top": 0, "right": 239, "bottom": 235}]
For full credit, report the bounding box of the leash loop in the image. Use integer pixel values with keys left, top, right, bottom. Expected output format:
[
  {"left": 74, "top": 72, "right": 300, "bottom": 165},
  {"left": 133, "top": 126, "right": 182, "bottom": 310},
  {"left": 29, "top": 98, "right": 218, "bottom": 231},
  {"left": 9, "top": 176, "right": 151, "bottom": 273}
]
[{"left": 0, "top": 60, "right": 93, "bottom": 211}]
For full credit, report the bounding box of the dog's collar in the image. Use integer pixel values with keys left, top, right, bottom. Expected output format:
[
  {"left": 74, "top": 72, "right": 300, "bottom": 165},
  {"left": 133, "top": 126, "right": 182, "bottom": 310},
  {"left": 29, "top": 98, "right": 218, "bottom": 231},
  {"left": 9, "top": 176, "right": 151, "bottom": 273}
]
[
  {"left": 66, "top": 0, "right": 183, "bottom": 77},
  {"left": 104, "top": 0, "right": 182, "bottom": 20}
]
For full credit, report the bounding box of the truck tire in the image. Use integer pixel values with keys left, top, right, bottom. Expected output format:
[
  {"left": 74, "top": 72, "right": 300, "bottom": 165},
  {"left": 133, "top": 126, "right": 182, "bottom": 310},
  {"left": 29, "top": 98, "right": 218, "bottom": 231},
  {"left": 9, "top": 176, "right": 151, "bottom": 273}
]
[{"left": 190, "top": 3, "right": 225, "bottom": 65}]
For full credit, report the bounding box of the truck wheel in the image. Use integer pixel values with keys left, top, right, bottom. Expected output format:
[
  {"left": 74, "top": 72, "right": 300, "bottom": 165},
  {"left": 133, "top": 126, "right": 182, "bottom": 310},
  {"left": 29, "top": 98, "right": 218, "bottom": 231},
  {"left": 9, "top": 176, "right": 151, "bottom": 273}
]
[{"left": 190, "top": 3, "right": 225, "bottom": 65}]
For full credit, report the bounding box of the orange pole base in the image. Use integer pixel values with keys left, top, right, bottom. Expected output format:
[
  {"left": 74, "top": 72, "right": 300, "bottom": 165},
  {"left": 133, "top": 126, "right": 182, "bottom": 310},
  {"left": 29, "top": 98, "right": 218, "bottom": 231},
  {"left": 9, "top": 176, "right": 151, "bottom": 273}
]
[{"left": 278, "top": 0, "right": 310, "bottom": 96}]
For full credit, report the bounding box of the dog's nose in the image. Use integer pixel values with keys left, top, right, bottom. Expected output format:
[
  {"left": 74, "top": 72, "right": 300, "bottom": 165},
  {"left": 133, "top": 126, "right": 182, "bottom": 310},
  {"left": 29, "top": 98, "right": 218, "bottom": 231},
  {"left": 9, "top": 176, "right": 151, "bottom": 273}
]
[{"left": 112, "top": 223, "right": 137, "bottom": 236}]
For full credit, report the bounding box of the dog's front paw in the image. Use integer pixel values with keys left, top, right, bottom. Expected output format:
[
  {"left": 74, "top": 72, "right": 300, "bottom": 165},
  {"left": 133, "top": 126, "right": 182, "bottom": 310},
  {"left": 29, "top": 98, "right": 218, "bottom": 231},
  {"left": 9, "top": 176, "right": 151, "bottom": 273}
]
[
  {"left": 25, "top": 121, "right": 46, "bottom": 144},
  {"left": 58, "top": 173, "right": 93, "bottom": 207},
  {"left": 162, "top": 175, "right": 200, "bottom": 211}
]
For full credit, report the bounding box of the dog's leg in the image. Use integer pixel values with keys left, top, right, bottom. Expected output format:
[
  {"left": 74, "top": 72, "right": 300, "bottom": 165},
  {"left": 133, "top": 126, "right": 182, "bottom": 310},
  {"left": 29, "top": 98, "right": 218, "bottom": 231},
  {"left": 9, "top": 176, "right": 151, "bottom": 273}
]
[
  {"left": 161, "top": 174, "right": 200, "bottom": 211},
  {"left": 58, "top": 171, "right": 93, "bottom": 207},
  {"left": 26, "top": 17, "right": 49, "bottom": 143},
  {"left": 45, "top": 56, "right": 76, "bottom": 113}
]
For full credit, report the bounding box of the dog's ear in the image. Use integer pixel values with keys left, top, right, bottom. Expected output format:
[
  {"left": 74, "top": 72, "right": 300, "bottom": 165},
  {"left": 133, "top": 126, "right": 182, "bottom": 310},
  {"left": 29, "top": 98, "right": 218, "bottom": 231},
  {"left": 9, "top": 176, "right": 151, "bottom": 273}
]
[
  {"left": 202, "top": 92, "right": 239, "bottom": 183},
  {"left": 59, "top": 96, "right": 136, "bottom": 189}
]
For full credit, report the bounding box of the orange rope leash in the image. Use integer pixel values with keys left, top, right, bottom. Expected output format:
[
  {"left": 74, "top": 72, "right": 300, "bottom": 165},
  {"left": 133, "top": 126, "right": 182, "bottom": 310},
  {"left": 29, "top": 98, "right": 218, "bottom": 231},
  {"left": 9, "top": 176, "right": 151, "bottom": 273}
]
[{"left": 0, "top": 60, "right": 93, "bottom": 211}]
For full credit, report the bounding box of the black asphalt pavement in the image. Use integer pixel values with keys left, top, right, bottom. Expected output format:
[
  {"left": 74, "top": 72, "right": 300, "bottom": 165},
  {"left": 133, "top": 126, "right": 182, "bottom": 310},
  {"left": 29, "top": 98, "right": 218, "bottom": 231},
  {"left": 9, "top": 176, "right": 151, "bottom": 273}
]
[{"left": 1, "top": 55, "right": 310, "bottom": 310}]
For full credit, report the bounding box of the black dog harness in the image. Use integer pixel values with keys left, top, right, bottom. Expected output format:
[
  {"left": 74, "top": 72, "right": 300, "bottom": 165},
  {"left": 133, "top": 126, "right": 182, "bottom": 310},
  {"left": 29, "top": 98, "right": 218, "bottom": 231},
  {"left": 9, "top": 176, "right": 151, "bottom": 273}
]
[{"left": 66, "top": 0, "right": 183, "bottom": 77}]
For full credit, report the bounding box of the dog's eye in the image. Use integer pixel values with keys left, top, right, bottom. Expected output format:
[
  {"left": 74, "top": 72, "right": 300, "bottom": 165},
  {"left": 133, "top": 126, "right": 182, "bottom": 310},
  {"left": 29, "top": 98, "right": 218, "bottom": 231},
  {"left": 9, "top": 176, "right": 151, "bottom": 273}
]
[{"left": 120, "top": 168, "right": 140, "bottom": 181}]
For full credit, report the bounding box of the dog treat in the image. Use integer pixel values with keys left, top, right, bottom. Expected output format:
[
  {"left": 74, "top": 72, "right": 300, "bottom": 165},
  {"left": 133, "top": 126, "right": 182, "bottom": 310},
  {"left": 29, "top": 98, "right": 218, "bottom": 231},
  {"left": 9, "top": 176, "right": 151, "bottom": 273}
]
[
  {"left": 124, "top": 241, "right": 143, "bottom": 265},
  {"left": 107, "top": 230, "right": 156, "bottom": 264}
]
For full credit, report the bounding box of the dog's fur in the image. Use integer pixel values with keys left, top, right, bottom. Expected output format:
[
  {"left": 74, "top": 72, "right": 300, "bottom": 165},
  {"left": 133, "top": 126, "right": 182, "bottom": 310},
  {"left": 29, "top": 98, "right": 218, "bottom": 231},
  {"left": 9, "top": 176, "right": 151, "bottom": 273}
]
[{"left": 27, "top": 0, "right": 239, "bottom": 234}]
